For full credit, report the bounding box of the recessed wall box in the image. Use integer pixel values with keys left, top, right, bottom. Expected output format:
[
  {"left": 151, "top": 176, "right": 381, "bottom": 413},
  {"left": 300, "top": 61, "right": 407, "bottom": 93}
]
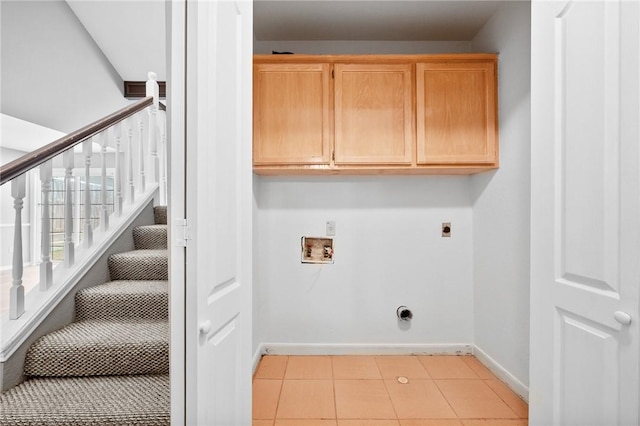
[{"left": 301, "top": 237, "right": 334, "bottom": 264}]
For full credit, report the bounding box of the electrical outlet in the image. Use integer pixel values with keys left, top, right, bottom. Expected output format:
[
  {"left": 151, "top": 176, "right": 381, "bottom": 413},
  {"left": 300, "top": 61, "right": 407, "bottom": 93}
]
[
  {"left": 326, "top": 220, "right": 336, "bottom": 236},
  {"left": 442, "top": 222, "right": 451, "bottom": 237}
]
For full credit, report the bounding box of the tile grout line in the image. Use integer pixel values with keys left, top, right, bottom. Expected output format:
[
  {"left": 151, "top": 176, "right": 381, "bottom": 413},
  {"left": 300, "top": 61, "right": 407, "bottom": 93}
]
[
  {"left": 273, "top": 356, "right": 289, "bottom": 424},
  {"left": 256, "top": 355, "right": 527, "bottom": 425},
  {"left": 374, "top": 355, "right": 400, "bottom": 422},
  {"left": 481, "top": 378, "right": 521, "bottom": 419},
  {"left": 331, "top": 356, "right": 338, "bottom": 423}
]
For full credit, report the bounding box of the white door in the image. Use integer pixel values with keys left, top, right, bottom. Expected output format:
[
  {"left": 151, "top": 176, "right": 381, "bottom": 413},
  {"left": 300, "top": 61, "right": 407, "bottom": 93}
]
[
  {"left": 530, "top": 1, "right": 640, "bottom": 425},
  {"left": 179, "top": 0, "right": 253, "bottom": 424}
]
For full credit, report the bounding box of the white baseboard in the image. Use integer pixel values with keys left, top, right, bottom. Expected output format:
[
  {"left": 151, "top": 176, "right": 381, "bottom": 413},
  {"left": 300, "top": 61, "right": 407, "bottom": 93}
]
[
  {"left": 473, "top": 344, "right": 529, "bottom": 402},
  {"left": 259, "top": 343, "right": 473, "bottom": 356}
]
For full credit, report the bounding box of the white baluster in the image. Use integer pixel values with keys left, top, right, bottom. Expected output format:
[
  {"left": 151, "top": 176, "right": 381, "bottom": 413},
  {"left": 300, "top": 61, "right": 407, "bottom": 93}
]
[
  {"left": 39, "top": 160, "right": 53, "bottom": 291},
  {"left": 138, "top": 113, "right": 146, "bottom": 191},
  {"left": 127, "top": 119, "right": 135, "bottom": 204},
  {"left": 63, "top": 149, "right": 75, "bottom": 268},
  {"left": 10, "top": 174, "right": 26, "bottom": 320},
  {"left": 147, "top": 72, "right": 160, "bottom": 185},
  {"left": 159, "top": 110, "right": 167, "bottom": 205},
  {"left": 99, "top": 132, "right": 109, "bottom": 231},
  {"left": 82, "top": 139, "right": 93, "bottom": 248},
  {"left": 113, "top": 123, "right": 123, "bottom": 217}
]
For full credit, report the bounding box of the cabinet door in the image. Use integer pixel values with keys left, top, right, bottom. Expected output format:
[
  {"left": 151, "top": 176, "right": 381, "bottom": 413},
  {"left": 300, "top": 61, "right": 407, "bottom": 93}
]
[
  {"left": 253, "top": 63, "right": 331, "bottom": 165},
  {"left": 334, "top": 64, "right": 413, "bottom": 165},
  {"left": 416, "top": 62, "right": 497, "bottom": 165}
]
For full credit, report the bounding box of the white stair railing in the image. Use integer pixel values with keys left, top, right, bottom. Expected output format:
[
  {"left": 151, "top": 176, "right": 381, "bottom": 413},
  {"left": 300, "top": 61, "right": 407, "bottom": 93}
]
[
  {"left": 127, "top": 118, "right": 136, "bottom": 205},
  {"left": 113, "top": 122, "right": 123, "bottom": 217},
  {"left": 39, "top": 160, "right": 53, "bottom": 291},
  {"left": 63, "top": 150, "right": 75, "bottom": 268},
  {"left": 9, "top": 174, "right": 26, "bottom": 320},
  {"left": 137, "top": 113, "right": 146, "bottom": 192},
  {"left": 99, "top": 133, "right": 110, "bottom": 232},
  {"left": 158, "top": 109, "right": 167, "bottom": 205},
  {"left": 82, "top": 138, "right": 93, "bottom": 249},
  {"left": 0, "top": 73, "right": 164, "bottom": 322}
]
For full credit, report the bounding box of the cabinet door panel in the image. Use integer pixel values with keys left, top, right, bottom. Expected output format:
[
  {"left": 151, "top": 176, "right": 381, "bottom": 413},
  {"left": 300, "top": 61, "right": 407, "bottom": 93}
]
[
  {"left": 416, "top": 62, "right": 497, "bottom": 165},
  {"left": 334, "top": 64, "right": 413, "bottom": 165},
  {"left": 253, "top": 63, "right": 331, "bottom": 165}
]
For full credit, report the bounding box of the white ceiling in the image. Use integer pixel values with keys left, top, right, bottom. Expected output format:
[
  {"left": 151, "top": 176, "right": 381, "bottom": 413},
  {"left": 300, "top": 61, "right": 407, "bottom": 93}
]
[
  {"left": 65, "top": 0, "right": 501, "bottom": 82},
  {"left": 66, "top": 0, "right": 166, "bottom": 82},
  {"left": 254, "top": 1, "right": 502, "bottom": 41}
]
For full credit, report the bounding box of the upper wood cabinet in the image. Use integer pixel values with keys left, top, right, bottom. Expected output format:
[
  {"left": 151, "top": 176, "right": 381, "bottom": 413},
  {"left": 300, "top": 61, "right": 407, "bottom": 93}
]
[
  {"left": 253, "top": 54, "right": 498, "bottom": 175},
  {"left": 253, "top": 63, "right": 331, "bottom": 165},
  {"left": 416, "top": 62, "right": 498, "bottom": 165},
  {"left": 334, "top": 64, "right": 413, "bottom": 165}
]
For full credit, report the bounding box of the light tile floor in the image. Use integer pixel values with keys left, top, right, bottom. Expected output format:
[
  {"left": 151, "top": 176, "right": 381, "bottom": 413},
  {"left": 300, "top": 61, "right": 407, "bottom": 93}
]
[{"left": 253, "top": 355, "right": 528, "bottom": 426}]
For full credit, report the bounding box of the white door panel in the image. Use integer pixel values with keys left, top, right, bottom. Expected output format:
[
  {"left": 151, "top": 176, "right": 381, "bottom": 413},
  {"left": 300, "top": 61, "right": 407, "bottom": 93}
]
[
  {"left": 183, "top": 0, "right": 253, "bottom": 425},
  {"left": 531, "top": 1, "right": 639, "bottom": 425}
]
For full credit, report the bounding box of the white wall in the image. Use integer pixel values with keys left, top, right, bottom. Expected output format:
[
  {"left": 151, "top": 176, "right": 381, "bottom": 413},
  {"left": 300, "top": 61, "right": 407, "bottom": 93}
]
[
  {"left": 254, "top": 40, "right": 471, "bottom": 55},
  {"left": 252, "top": 41, "right": 479, "bottom": 356},
  {"left": 255, "top": 176, "right": 474, "bottom": 352},
  {"left": 470, "top": 1, "right": 531, "bottom": 393},
  {"left": 0, "top": 0, "right": 128, "bottom": 133}
]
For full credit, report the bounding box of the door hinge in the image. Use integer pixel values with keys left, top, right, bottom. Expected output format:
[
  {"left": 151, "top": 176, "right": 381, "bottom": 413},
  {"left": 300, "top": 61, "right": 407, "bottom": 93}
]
[
  {"left": 332, "top": 151, "right": 335, "bottom": 161},
  {"left": 174, "top": 218, "right": 192, "bottom": 247},
  {"left": 331, "top": 69, "right": 334, "bottom": 79}
]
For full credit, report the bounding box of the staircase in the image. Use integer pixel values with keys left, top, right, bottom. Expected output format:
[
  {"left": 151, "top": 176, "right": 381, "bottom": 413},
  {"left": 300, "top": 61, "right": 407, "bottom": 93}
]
[{"left": 0, "top": 206, "right": 170, "bottom": 425}]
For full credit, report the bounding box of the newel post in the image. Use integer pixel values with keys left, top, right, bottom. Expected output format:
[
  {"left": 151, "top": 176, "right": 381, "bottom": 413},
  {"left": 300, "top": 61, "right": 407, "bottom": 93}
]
[{"left": 147, "top": 71, "right": 160, "bottom": 185}]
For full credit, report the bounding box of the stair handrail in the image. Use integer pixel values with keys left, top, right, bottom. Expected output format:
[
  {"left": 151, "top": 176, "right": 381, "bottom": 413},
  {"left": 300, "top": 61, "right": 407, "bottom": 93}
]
[
  {"left": 0, "top": 97, "right": 153, "bottom": 185},
  {"left": 0, "top": 72, "right": 166, "bottom": 323}
]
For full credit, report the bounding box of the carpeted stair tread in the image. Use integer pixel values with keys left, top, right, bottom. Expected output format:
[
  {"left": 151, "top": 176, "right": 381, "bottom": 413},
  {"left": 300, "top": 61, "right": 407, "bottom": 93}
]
[
  {"left": 24, "top": 319, "right": 169, "bottom": 377},
  {"left": 133, "top": 224, "right": 168, "bottom": 249},
  {"left": 2, "top": 206, "right": 171, "bottom": 424},
  {"left": 154, "top": 206, "right": 167, "bottom": 225},
  {"left": 0, "top": 374, "right": 169, "bottom": 425},
  {"left": 75, "top": 280, "right": 168, "bottom": 321},
  {"left": 108, "top": 249, "right": 168, "bottom": 281}
]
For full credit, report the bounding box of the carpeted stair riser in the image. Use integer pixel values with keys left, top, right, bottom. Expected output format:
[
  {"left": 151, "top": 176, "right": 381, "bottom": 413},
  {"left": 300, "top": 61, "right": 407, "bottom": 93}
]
[
  {"left": 24, "top": 319, "right": 169, "bottom": 377},
  {"left": 0, "top": 374, "right": 170, "bottom": 425},
  {"left": 108, "top": 249, "right": 168, "bottom": 281},
  {"left": 75, "top": 280, "right": 168, "bottom": 321},
  {"left": 154, "top": 206, "right": 167, "bottom": 225},
  {"left": 133, "top": 225, "right": 168, "bottom": 249}
]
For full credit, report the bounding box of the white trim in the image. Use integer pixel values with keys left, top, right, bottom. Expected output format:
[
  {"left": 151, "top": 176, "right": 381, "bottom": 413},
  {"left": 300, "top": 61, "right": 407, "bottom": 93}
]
[
  {"left": 252, "top": 343, "right": 265, "bottom": 374},
  {"left": 168, "top": 0, "right": 186, "bottom": 424},
  {"left": 474, "top": 344, "right": 529, "bottom": 402},
  {"left": 261, "top": 343, "right": 473, "bottom": 356},
  {"left": 0, "top": 185, "right": 158, "bottom": 362}
]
